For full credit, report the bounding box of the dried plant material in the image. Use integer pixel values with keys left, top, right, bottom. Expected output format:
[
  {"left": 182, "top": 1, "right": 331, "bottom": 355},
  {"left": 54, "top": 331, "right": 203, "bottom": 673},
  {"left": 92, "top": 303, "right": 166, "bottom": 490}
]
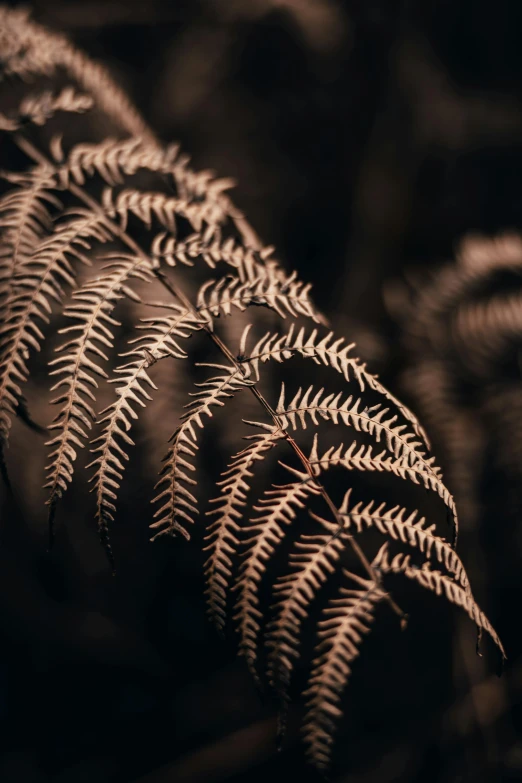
[{"left": 0, "top": 7, "right": 505, "bottom": 775}]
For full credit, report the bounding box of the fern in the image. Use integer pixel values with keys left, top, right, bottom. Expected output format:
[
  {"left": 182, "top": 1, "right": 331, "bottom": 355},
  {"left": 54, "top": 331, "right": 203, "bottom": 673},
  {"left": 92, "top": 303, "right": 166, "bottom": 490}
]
[
  {"left": 204, "top": 428, "right": 285, "bottom": 630},
  {"left": 87, "top": 304, "right": 204, "bottom": 561},
  {"left": 302, "top": 569, "right": 385, "bottom": 771},
  {"left": 374, "top": 546, "right": 505, "bottom": 657},
  {"left": 0, "top": 8, "right": 506, "bottom": 776}
]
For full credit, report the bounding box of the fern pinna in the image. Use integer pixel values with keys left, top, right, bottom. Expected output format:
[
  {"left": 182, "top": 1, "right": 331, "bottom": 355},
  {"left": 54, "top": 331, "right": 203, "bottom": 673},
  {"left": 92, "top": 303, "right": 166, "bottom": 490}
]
[{"left": 0, "top": 6, "right": 505, "bottom": 774}]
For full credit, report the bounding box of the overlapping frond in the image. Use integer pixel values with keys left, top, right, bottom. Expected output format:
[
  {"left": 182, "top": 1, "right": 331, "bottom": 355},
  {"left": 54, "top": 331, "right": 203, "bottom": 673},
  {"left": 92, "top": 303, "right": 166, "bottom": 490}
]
[
  {"left": 239, "top": 324, "right": 430, "bottom": 448},
  {"left": 266, "top": 531, "right": 347, "bottom": 701},
  {"left": 54, "top": 137, "right": 181, "bottom": 188},
  {"left": 0, "top": 181, "right": 96, "bottom": 446},
  {"left": 453, "top": 290, "right": 522, "bottom": 372},
  {"left": 204, "top": 427, "right": 284, "bottom": 630},
  {"left": 311, "top": 488, "right": 469, "bottom": 590},
  {"left": 0, "top": 163, "right": 59, "bottom": 307},
  {"left": 196, "top": 270, "right": 319, "bottom": 323},
  {"left": 87, "top": 306, "right": 204, "bottom": 558},
  {"left": 102, "top": 186, "right": 230, "bottom": 235},
  {"left": 307, "top": 435, "right": 457, "bottom": 531},
  {"left": 302, "top": 570, "right": 385, "bottom": 771},
  {"left": 273, "top": 384, "right": 455, "bottom": 523},
  {"left": 45, "top": 252, "right": 153, "bottom": 518},
  {"left": 151, "top": 364, "right": 254, "bottom": 541},
  {"left": 51, "top": 137, "right": 237, "bottom": 229},
  {"left": 149, "top": 230, "right": 277, "bottom": 281},
  {"left": 234, "top": 469, "right": 321, "bottom": 680},
  {"left": 374, "top": 547, "right": 506, "bottom": 660},
  {"left": 0, "top": 87, "right": 93, "bottom": 131}
]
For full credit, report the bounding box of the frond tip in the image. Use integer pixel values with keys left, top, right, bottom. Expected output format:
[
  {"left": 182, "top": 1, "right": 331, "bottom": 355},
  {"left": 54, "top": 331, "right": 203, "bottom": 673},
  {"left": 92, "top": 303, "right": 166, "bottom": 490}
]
[{"left": 375, "top": 547, "right": 506, "bottom": 661}]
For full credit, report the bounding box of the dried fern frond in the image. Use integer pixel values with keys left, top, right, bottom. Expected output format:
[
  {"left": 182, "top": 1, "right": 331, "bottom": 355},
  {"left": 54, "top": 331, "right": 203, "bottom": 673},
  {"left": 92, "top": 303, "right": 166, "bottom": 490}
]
[
  {"left": 453, "top": 290, "right": 522, "bottom": 373},
  {"left": 151, "top": 364, "right": 256, "bottom": 541},
  {"left": 302, "top": 569, "right": 385, "bottom": 772},
  {"left": 0, "top": 164, "right": 59, "bottom": 305},
  {"left": 311, "top": 488, "right": 469, "bottom": 591},
  {"left": 240, "top": 323, "right": 430, "bottom": 447},
  {"left": 150, "top": 231, "right": 278, "bottom": 280},
  {"left": 266, "top": 530, "right": 347, "bottom": 701},
  {"left": 234, "top": 468, "right": 321, "bottom": 679},
  {"left": 196, "top": 270, "right": 319, "bottom": 323},
  {"left": 204, "top": 427, "right": 285, "bottom": 630},
  {"left": 0, "top": 87, "right": 93, "bottom": 131},
  {"left": 102, "top": 186, "right": 230, "bottom": 236},
  {"left": 87, "top": 305, "right": 204, "bottom": 559},
  {"left": 45, "top": 252, "right": 154, "bottom": 523},
  {"left": 374, "top": 547, "right": 505, "bottom": 660},
  {"left": 0, "top": 8, "right": 506, "bottom": 775}
]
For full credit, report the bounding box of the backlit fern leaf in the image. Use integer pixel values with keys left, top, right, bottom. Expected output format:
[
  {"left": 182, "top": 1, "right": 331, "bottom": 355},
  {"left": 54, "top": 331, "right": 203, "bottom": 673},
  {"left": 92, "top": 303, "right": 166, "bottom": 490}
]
[
  {"left": 151, "top": 364, "right": 255, "bottom": 541},
  {"left": 234, "top": 468, "right": 321, "bottom": 680},
  {"left": 266, "top": 531, "right": 346, "bottom": 702},
  {"left": 204, "top": 427, "right": 284, "bottom": 631},
  {"left": 45, "top": 252, "right": 154, "bottom": 526},
  {"left": 0, "top": 87, "right": 93, "bottom": 131},
  {"left": 375, "top": 547, "right": 506, "bottom": 659},
  {"left": 87, "top": 305, "right": 204, "bottom": 560},
  {"left": 302, "top": 570, "right": 385, "bottom": 772},
  {"left": 196, "top": 270, "right": 320, "bottom": 322},
  {"left": 311, "top": 488, "right": 469, "bottom": 591}
]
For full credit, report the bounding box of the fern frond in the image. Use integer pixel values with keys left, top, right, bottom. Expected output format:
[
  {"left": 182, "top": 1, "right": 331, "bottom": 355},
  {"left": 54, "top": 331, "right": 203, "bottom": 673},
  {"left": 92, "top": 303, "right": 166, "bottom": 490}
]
[
  {"left": 149, "top": 230, "right": 277, "bottom": 282},
  {"left": 0, "top": 191, "right": 101, "bottom": 448},
  {"left": 307, "top": 436, "right": 457, "bottom": 528},
  {"left": 54, "top": 137, "right": 181, "bottom": 189},
  {"left": 45, "top": 251, "right": 152, "bottom": 515},
  {"left": 239, "top": 324, "right": 430, "bottom": 447},
  {"left": 53, "top": 137, "right": 236, "bottom": 228},
  {"left": 0, "top": 11, "right": 505, "bottom": 774},
  {"left": 204, "top": 427, "right": 285, "bottom": 630},
  {"left": 0, "top": 164, "right": 59, "bottom": 307},
  {"left": 0, "top": 7, "right": 155, "bottom": 139},
  {"left": 454, "top": 290, "right": 522, "bottom": 371},
  {"left": 266, "top": 531, "right": 347, "bottom": 701},
  {"left": 374, "top": 548, "right": 506, "bottom": 659},
  {"left": 234, "top": 470, "right": 321, "bottom": 680},
  {"left": 0, "top": 87, "right": 93, "bottom": 131},
  {"left": 302, "top": 571, "right": 385, "bottom": 772},
  {"left": 277, "top": 383, "right": 442, "bottom": 477},
  {"left": 311, "top": 489, "right": 469, "bottom": 590},
  {"left": 86, "top": 306, "right": 204, "bottom": 558},
  {"left": 401, "top": 234, "right": 522, "bottom": 354},
  {"left": 102, "top": 186, "right": 229, "bottom": 235},
  {"left": 151, "top": 365, "right": 254, "bottom": 540},
  {"left": 196, "top": 270, "right": 319, "bottom": 323}
]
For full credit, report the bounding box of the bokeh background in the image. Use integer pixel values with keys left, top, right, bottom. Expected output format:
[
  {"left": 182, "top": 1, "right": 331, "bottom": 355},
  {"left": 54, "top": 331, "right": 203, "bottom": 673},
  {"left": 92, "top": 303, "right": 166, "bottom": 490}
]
[{"left": 1, "top": 1, "right": 522, "bottom": 781}]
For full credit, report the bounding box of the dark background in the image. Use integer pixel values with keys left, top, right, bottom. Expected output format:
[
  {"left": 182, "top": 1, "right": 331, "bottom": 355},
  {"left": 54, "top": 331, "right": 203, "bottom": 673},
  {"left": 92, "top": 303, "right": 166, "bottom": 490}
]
[{"left": 1, "top": 1, "right": 522, "bottom": 781}]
